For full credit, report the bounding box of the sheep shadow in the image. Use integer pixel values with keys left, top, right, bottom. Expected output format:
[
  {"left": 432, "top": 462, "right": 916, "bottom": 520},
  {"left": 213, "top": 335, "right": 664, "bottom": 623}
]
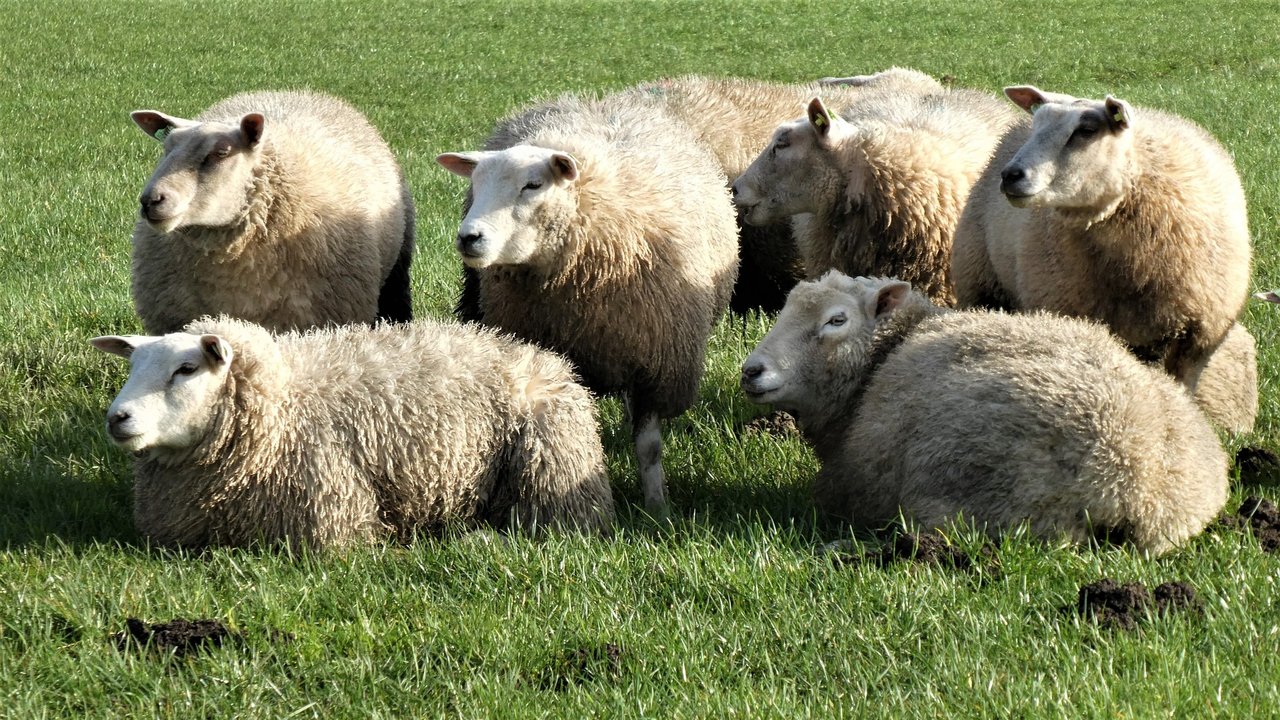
[{"left": 0, "top": 395, "right": 140, "bottom": 549}]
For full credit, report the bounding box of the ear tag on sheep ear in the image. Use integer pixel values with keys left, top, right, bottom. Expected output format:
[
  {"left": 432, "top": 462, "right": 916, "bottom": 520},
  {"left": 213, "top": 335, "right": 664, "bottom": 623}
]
[
  {"left": 1029, "top": 103, "right": 1043, "bottom": 114},
  {"left": 1113, "top": 111, "right": 1126, "bottom": 123},
  {"left": 154, "top": 126, "right": 171, "bottom": 141}
]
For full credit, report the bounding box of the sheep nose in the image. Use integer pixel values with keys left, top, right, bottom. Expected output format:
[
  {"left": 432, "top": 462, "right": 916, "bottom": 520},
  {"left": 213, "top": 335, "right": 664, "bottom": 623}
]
[
  {"left": 107, "top": 410, "right": 131, "bottom": 438},
  {"left": 730, "top": 181, "right": 741, "bottom": 199},
  {"left": 140, "top": 193, "right": 165, "bottom": 215},
  {"left": 457, "top": 232, "right": 484, "bottom": 257},
  {"left": 1000, "top": 166, "right": 1026, "bottom": 186},
  {"left": 741, "top": 362, "right": 765, "bottom": 381}
]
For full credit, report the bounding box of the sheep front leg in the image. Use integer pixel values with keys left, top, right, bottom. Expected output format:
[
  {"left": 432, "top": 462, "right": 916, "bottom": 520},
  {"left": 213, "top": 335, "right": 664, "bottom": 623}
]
[
  {"left": 634, "top": 412, "right": 668, "bottom": 517},
  {"left": 1164, "top": 322, "right": 1224, "bottom": 393}
]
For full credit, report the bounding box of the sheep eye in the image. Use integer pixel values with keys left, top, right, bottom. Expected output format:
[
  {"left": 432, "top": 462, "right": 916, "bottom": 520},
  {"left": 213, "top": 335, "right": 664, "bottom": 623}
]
[
  {"left": 1070, "top": 123, "right": 1099, "bottom": 142},
  {"left": 522, "top": 180, "right": 543, "bottom": 192},
  {"left": 825, "top": 312, "right": 847, "bottom": 327},
  {"left": 774, "top": 138, "right": 790, "bottom": 152},
  {"left": 205, "top": 144, "right": 232, "bottom": 164},
  {"left": 172, "top": 363, "right": 198, "bottom": 378}
]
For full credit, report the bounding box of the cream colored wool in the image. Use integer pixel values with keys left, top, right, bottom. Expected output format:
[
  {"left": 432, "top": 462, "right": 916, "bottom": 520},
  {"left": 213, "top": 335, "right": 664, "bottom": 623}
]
[
  {"left": 1193, "top": 322, "right": 1258, "bottom": 434},
  {"left": 741, "top": 272, "right": 1228, "bottom": 556},
  {"left": 130, "top": 90, "right": 415, "bottom": 334},
  {"left": 94, "top": 317, "right": 613, "bottom": 549},
  {"left": 438, "top": 92, "right": 739, "bottom": 512},
  {"left": 454, "top": 69, "right": 941, "bottom": 315},
  {"left": 733, "top": 88, "right": 1019, "bottom": 305},
  {"left": 951, "top": 87, "right": 1251, "bottom": 393}
]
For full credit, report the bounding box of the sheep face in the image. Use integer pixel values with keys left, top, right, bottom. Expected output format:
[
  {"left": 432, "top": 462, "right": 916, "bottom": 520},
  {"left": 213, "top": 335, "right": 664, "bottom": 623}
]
[
  {"left": 999, "top": 86, "right": 1135, "bottom": 211},
  {"left": 732, "top": 98, "right": 849, "bottom": 226},
  {"left": 741, "top": 271, "right": 910, "bottom": 417},
  {"left": 437, "top": 146, "right": 580, "bottom": 270},
  {"left": 91, "top": 333, "right": 234, "bottom": 455},
  {"left": 131, "top": 110, "right": 265, "bottom": 234}
]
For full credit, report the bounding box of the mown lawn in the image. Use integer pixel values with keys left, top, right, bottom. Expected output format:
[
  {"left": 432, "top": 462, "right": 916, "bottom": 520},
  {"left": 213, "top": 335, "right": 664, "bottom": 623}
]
[{"left": 3, "top": 0, "right": 1280, "bottom": 716}]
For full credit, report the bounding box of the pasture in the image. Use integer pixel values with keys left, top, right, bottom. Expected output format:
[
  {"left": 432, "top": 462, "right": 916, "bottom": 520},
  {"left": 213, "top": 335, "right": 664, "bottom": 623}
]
[{"left": 2, "top": 0, "right": 1279, "bottom": 716}]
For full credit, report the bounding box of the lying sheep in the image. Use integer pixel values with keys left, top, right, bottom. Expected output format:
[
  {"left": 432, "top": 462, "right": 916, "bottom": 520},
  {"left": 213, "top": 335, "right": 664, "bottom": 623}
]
[
  {"left": 92, "top": 317, "right": 613, "bottom": 548},
  {"left": 951, "top": 86, "right": 1251, "bottom": 392},
  {"left": 455, "top": 68, "right": 942, "bottom": 318},
  {"left": 741, "top": 272, "right": 1228, "bottom": 556},
  {"left": 732, "top": 89, "right": 1019, "bottom": 305},
  {"left": 437, "top": 93, "right": 739, "bottom": 514},
  {"left": 130, "top": 90, "right": 415, "bottom": 334}
]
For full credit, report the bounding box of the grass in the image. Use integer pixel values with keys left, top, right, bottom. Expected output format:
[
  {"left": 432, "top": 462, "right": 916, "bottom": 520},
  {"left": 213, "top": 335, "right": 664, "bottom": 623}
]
[{"left": 3, "top": 0, "right": 1280, "bottom": 716}]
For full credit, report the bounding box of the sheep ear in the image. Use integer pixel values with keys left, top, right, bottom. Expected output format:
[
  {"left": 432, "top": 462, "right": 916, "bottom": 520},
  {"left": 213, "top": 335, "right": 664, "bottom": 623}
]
[
  {"left": 199, "top": 335, "right": 233, "bottom": 368},
  {"left": 1103, "top": 96, "right": 1131, "bottom": 130},
  {"left": 131, "top": 110, "right": 187, "bottom": 141},
  {"left": 868, "top": 280, "right": 912, "bottom": 320},
  {"left": 807, "top": 97, "right": 838, "bottom": 139},
  {"left": 91, "top": 335, "right": 141, "bottom": 359},
  {"left": 549, "top": 152, "right": 578, "bottom": 183},
  {"left": 1254, "top": 291, "right": 1280, "bottom": 304},
  {"left": 436, "top": 152, "right": 483, "bottom": 179},
  {"left": 240, "top": 113, "right": 266, "bottom": 146},
  {"left": 1004, "top": 86, "right": 1050, "bottom": 114}
]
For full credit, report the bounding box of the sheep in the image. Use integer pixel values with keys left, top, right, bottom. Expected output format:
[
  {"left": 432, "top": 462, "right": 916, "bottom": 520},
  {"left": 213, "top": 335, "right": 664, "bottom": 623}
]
[
  {"left": 454, "top": 68, "right": 943, "bottom": 318},
  {"left": 740, "top": 271, "right": 1228, "bottom": 556},
  {"left": 91, "top": 316, "right": 614, "bottom": 549},
  {"left": 130, "top": 90, "right": 415, "bottom": 334},
  {"left": 436, "top": 93, "right": 739, "bottom": 515},
  {"left": 1193, "top": 322, "right": 1258, "bottom": 434},
  {"left": 950, "top": 85, "right": 1252, "bottom": 393},
  {"left": 731, "top": 89, "right": 1020, "bottom": 305}
]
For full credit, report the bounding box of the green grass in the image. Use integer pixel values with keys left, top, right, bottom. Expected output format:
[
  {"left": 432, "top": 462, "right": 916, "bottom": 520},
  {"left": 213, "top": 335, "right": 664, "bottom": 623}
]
[{"left": 4, "top": 0, "right": 1280, "bottom": 716}]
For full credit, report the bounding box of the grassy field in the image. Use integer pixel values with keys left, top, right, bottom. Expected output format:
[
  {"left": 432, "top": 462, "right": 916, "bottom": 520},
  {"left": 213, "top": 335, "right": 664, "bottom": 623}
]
[{"left": 3, "top": 0, "right": 1280, "bottom": 716}]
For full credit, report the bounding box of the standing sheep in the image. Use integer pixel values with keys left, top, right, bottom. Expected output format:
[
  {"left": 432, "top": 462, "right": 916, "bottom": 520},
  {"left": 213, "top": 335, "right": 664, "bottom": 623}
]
[
  {"left": 732, "top": 89, "right": 1019, "bottom": 305},
  {"left": 92, "top": 317, "right": 614, "bottom": 549},
  {"left": 437, "top": 93, "right": 739, "bottom": 514},
  {"left": 130, "top": 90, "right": 415, "bottom": 334},
  {"left": 455, "top": 68, "right": 943, "bottom": 318},
  {"left": 950, "top": 85, "right": 1252, "bottom": 393},
  {"left": 741, "top": 272, "right": 1228, "bottom": 556}
]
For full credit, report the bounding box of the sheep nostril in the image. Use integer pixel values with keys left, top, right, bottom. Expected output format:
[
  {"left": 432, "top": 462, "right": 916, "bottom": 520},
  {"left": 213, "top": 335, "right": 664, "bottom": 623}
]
[
  {"left": 1000, "top": 167, "right": 1026, "bottom": 185},
  {"left": 741, "top": 363, "right": 764, "bottom": 380},
  {"left": 108, "top": 411, "right": 130, "bottom": 429}
]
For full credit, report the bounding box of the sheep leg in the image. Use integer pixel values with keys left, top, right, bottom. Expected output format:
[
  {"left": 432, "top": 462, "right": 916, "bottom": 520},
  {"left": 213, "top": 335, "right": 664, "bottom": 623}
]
[
  {"left": 634, "top": 412, "right": 668, "bottom": 517},
  {"left": 1164, "top": 322, "right": 1222, "bottom": 393}
]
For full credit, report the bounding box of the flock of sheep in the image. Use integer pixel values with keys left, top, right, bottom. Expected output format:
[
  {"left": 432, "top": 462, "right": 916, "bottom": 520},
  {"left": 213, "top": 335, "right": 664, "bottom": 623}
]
[{"left": 91, "top": 67, "right": 1258, "bottom": 556}]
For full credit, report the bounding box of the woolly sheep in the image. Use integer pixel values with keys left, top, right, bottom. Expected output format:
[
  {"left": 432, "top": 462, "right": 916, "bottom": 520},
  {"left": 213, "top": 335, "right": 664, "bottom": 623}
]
[
  {"left": 740, "top": 272, "right": 1228, "bottom": 555},
  {"left": 91, "top": 317, "right": 613, "bottom": 548},
  {"left": 732, "top": 89, "right": 1019, "bottom": 305},
  {"left": 1192, "top": 322, "right": 1258, "bottom": 434},
  {"left": 950, "top": 86, "right": 1251, "bottom": 392},
  {"left": 454, "top": 68, "right": 943, "bottom": 317},
  {"left": 437, "top": 93, "right": 739, "bottom": 514},
  {"left": 130, "top": 90, "right": 415, "bottom": 334}
]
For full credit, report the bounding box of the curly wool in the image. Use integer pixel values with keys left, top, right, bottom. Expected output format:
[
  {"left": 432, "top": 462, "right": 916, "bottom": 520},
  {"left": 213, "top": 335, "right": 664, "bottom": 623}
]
[{"left": 131, "top": 317, "right": 613, "bottom": 549}]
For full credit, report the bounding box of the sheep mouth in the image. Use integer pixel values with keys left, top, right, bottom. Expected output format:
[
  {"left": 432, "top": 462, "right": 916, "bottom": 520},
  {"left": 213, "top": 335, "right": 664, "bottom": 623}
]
[
  {"left": 1001, "top": 189, "right": 1037, "bottom": 207},
  {"left": 741, "top": 383, "right": 783, "bottom": 403}
]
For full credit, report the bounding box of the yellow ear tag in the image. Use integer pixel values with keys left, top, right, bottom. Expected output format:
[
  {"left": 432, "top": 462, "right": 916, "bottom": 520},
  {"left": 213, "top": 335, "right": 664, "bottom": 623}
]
[
  {"left": 1113, "top": 111, "right": 1126, "bottom": 123},
  {"left": 813, "top": 115, "right": 827, "bottom": 128}
]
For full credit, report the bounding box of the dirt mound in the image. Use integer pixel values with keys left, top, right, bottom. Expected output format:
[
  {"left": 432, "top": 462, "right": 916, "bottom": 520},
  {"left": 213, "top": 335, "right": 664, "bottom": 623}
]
[
  {"left": 831, "top": 531, "right": 998, "bottom": 574},
  {"left": 113, "top": 617, "right": 238, "bottom": 656},
  {"left": 1074, "top": 579, "right": 1203, "bottom": 631},
  {"left": 1236, "top": 446, "right": 1280, "bottom": 483},
  {"left": 742, "top": 411, "right": 798, "bottom": 438},
  {"left": 537, "top": 641, "right": 625, "bottom": 691},
  {"left": 1226, "top": 496, "right": 1280, "bottom": 552}
]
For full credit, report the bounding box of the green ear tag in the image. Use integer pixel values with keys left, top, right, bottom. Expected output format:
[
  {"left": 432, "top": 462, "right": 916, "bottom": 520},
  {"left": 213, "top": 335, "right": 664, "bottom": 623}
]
[
  {"left": 154, "top": 126, "right": 171, "bottom": 141},
  {"left": 1113, "top": 111, "right": 1125, "bottom": 123},
  {"left": 1029, "top": 103, "right": 1043, "bottom": 114},
  {"left": 813, "top": 114, "right": 827, "bottom": 128}
]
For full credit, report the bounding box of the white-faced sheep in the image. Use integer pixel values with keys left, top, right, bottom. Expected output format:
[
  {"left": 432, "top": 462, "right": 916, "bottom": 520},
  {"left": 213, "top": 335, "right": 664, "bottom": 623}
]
[
  {"left": 130, "top": 90, "right": 415, "bottom": 334},
  {"left": 453, "top": 69, "right": 943, "bottom": 318},
  {"left": 437, "top": 93, "right": 739, "bottom": 514},
  {"left": 950, "top": 86, "right": 1252, "bottom": 393},
  {"left": 732, "top": 89, "right": 1019, "bottom": 305},
  {"left": 741, "top": 272, "right": 1228, "bottom": 556},
  {"left": 92, "top": 317, "right": 613, "bottom": 549}
]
